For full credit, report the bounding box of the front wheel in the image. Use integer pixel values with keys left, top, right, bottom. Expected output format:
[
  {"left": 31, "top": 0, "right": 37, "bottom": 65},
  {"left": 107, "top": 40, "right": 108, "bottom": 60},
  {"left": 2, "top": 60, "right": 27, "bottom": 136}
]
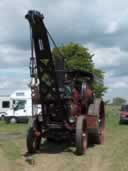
[
  {"left": 10, "top": 117, "right": 17, "bottom": 124},
  {"left": 26, "top": 127, "right": 41, "bottom": 153},
  {"left": 76, "top": 115, "right": 88, "bottom": 155}
]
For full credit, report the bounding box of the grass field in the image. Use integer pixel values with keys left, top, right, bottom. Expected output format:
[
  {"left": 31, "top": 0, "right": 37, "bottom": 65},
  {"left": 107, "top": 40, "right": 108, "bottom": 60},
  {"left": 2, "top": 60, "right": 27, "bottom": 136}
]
[{"left": 0, "top": 105, "right": 128, "bottom": 171}]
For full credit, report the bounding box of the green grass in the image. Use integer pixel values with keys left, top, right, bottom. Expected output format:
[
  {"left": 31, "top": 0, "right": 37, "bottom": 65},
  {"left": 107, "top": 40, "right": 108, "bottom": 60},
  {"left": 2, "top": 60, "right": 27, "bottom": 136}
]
[
  {"left": 0, "top": 140, "right": 21, "bottom": 160},
  {"left": 0, "top": 121, "right": 28, "bottom": 134},
  {"left": 0, "top": 121, "right": 27, "bottom": 171},
  {"left": 0, "top": 105, "right": 128, "bottom": 171},
  {"left": 104, "top": 105, "right": 128, "bottom": 171},
  {"left": 0, "top": 121, "right": 27, "bottom": 161}
]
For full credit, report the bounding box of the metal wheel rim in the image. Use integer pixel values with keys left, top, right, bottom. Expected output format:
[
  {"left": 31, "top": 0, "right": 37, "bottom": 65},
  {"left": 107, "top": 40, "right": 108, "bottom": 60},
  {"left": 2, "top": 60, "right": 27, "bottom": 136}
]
[
  {"left": 82, "top": 119, "right": 87, "bottom": 152},
  {"left": 82, "top": 132, "right": 87, "bottom": 152}
]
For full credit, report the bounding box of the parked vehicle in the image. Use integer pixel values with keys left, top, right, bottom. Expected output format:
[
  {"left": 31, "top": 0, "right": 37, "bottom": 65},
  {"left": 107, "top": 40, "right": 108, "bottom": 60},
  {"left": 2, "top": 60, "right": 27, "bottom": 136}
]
[
  {"left": 119, "top": 104, "right": 128, "bottom": 124},
  {"left": 25, "top": 10, "right": 105, "bottom": 155},
  {"left": 0, "top": 96, "right": 11, "bottom": 119},
  {"left": 5, "top": 90, "right": 32, "bottom": 123}
]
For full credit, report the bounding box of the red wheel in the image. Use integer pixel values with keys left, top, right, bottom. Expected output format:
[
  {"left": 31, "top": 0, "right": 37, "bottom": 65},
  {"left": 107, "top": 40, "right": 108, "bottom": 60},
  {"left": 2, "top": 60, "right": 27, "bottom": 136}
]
[
  {"left": 76, "top": 115, "right": 88, "bottom": 155},
  {"left": 98, "top": 100, "right": 105, "bottom": 144},
  {"left": 88, "top": 99, "right": 105, "bottom": 145}
]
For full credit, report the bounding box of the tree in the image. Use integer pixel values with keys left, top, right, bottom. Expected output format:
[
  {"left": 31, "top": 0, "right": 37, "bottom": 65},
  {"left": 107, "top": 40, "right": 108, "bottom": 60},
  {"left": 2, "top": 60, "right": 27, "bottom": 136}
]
[
  {"left": 93, "top": 68, "right": 107, "bottom": 98},
  {"left": 52, "top": 42, "right": 107, "bottom": 98},
  {"left": 112, "top": 97, "right": 126, "bottom": 105}
]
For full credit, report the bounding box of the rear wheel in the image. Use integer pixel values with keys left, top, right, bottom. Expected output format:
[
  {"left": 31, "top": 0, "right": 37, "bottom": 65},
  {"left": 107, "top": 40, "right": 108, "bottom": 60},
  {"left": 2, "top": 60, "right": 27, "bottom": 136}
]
[
  {"left": 89, "top": 99, "right": 105, "bottom": 144},
  {"left": 27, "top": 127, "right": 41, "bottom": 153},
  {"left": 1, "top": 115, "right": 5, "bottom": 120},
  {"left": 76, "top": 115, "right": 88, "bottom": 155}
]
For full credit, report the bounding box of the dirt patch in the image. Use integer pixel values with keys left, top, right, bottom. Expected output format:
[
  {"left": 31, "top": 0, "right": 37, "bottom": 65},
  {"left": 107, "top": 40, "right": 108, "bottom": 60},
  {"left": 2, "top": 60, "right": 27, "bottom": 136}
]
[
  {"left": 0, "top": 133, "right": 24, "bottom": 140},
  {"left": 0, "top": 148, "right": 10, "bottom": 171}
]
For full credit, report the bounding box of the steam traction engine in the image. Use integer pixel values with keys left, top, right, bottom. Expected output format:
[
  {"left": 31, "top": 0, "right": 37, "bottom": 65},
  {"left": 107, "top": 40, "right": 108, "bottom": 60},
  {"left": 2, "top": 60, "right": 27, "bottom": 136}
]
[{"left": 25, "top": 10, "right": 105, "bottom": 155}]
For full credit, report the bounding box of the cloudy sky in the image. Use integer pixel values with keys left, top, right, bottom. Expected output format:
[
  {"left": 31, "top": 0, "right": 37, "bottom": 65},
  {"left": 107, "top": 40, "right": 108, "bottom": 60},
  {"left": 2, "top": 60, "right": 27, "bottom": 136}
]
[{"left": 0, "top": 0, "right": 128, "bottom": 101}]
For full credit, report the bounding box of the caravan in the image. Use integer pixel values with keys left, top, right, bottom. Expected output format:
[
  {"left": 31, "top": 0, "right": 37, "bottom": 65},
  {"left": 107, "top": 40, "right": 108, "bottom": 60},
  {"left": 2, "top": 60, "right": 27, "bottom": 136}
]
[
  {"left": 5, "top": 90, "right": 32, "bottom": 123},
  {"left": 0, "top": 96, "right": 11, "bottom": 119}
]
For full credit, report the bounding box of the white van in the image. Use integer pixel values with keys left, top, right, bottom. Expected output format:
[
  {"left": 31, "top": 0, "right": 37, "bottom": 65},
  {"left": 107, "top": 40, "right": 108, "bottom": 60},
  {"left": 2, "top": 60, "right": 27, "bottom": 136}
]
[
  {"left": 5, "top": 90, "right": 32, "bottom": 123},
  {"left": 0, "top": 96, "right": 11, "bottom": 119}
]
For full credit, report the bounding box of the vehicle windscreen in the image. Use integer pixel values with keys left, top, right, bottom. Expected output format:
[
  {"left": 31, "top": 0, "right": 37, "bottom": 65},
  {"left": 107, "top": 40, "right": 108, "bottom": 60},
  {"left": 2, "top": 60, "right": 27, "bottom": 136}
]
[
  {"left": 14, "top": 100, "right": 26, "bottom": 111},
  {"left": 121, "top": 105, "right": 128, "bottom": 112}
]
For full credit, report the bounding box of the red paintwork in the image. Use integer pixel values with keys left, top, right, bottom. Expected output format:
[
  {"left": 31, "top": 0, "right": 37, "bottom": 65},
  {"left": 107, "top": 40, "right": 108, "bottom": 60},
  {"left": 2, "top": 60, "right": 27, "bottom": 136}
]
[
  {"left": 120, "top": 111, "right": 128, "bottom": 117},
  {"left": 67, "top": 86, "right": 98, "bottom": 130},
  {"left": 86, "top": 115, "right": 97, "bottom": 129},
  {"left": 69, "top": 88, "right": 81, "bottom": 116},
  {"left": 65, "top": 114, "right": 98, "bottom": 130}
]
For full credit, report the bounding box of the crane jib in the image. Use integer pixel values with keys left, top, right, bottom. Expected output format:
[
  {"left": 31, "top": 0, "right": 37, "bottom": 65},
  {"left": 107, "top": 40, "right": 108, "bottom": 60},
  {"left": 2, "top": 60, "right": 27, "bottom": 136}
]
[{"left": 25, "top": 10, "right": 65, "bottom": 121}]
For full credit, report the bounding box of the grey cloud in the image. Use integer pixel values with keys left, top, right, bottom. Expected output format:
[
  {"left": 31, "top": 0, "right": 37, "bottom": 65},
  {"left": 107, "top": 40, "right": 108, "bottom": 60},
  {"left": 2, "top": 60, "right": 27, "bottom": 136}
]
[
  {"left": 0, "top": 0, "right": 128, "bottom": 100},
  {"left": 0, "top": 0, "right": 108, "bottom": 50},
  {"left": 0, "top": 0, "right": 128, "bottom": 52},
  {"left": 102, "top": 65, "right": 128, "bottom": 78},
  {"left": 0, "top": 46, "right": 30, "bottom": 68},
  {"left": 0, "top": 74, "right": 29, "bottom": 95}
]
